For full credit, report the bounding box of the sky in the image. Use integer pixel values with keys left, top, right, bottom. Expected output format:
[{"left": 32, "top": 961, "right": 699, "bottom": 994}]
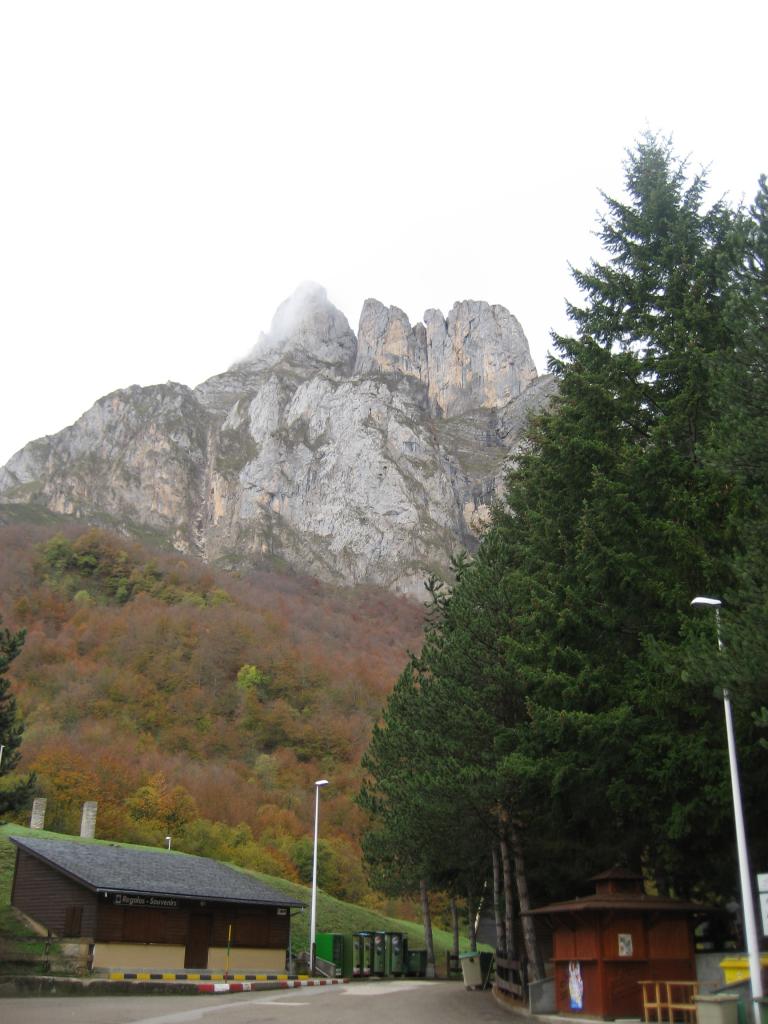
[{"left": 1, "top": 0, "right": 766, "bottom": 466}]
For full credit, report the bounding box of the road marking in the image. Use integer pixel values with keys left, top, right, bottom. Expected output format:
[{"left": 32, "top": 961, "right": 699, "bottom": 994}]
[
  {"left": 133, "top": 1003, "right": 248, "bottom": 1024},
  {"left": 344, "top": 981, "right": 427, "bottom": 996},
  {"left": 133, "top": 990, "right": 329, "bottom": 1024},
  {"left": 257, "top": 1000, "right": 310, "bottom": 1006}
]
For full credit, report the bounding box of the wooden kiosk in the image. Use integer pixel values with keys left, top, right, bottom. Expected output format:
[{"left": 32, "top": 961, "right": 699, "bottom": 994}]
[{"left": 529, "top": 868, "right": 706, "bottom": 1020}]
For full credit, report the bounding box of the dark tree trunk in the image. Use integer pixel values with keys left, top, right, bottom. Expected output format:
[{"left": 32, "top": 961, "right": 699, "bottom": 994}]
[
  {"left": 499, "top": 832, "right": 516, "bottom": 959},
  {"left": 467, "top": 885, "right": 478, "bottom": 952},
  {"left": 510, "top": 820, "right": 544, "bottom": 982},
  {"left": 450, "top": 896, "right": 459, "bottom": 956},
  {"left": 492, "top": 843, "right": 506, "bottom": 956},
  {"left": 420, "top": 878, "right": 435, "bottom": 970}
]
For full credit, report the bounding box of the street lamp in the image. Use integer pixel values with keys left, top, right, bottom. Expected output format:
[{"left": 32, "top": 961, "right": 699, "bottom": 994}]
[
  {"left": 309, "top": 779, "right": 329, "bottom": 976},
  {"left": 691, "top": 597, "right": 764, "bottom": 1023}
]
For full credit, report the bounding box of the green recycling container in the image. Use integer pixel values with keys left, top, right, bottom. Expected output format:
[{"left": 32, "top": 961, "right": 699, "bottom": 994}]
[
  {"left": 373, "top": 931, "right": 387, "bottom": 975},
  {"left": 358, "top": 931, "right": 374, "bottom": 976},
  {"left": 341, "top": 933, "right": 354, "bottom": 978},
  {"left": 352, "top": 932, "right": 364, "bottom": 977},
  {"left": 386, "top": 932, "right": 405, "bottom": 976},
  {"left": 315, "top": 932, "right": 344, "bottom": 977},
  {"left": 479, "top": 951, "right": 494, "bottom": 985},
  {"left": 406, "top": 948, "right": 427, "bottom": 977}
]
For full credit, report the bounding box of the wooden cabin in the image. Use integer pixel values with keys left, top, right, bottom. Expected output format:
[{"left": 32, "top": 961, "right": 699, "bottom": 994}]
[
  {"left": 529, "top": 868, "right": 706, "bottom": 1019},
  {"left": 10, "top": 834, "right": 304, "bottom": 973}
]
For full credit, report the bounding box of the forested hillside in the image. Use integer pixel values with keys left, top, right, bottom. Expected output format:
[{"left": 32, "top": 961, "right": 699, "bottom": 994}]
[{"left": 0, "top": 519, "right": 424, "bottom": 906}]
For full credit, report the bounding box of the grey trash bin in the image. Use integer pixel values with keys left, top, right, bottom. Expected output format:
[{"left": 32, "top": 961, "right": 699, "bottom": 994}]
[
  {"left": 459, "top": 951, "right": 482, "bottom": 989},
  {"left": 695, "top": 993, "right": 740, "bottom": 1024}
]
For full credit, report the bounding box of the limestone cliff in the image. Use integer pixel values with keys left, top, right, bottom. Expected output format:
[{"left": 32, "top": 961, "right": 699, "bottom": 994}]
[{"left": 0, "top": 285, "right": 555, "bottom": 593}]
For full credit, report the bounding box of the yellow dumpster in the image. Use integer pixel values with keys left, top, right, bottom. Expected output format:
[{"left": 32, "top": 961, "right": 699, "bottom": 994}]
[{"left": 719, "top": 956, "right": 768, "bottom": 984}]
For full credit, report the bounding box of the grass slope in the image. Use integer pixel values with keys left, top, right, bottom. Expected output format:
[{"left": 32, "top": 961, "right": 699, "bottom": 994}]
[
  {"left": 0, "top": 826, "right": 60, "bottom": 971},
  {"left": 0, "top": 824, "right": 470, "bottom": 974}
]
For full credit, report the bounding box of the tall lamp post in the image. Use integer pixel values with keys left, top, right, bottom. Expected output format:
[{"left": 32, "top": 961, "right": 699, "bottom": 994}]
[
  {"left": 691, "top": 597, "right": 764, "bottom": 1023},
  {"left": 309, "top": 779, "right": 329, "bottom": 976}
]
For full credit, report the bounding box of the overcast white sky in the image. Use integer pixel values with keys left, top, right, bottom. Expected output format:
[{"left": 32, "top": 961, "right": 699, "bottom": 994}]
[{"left": 1, "top": 1, "right": 766, "bottom": 466}]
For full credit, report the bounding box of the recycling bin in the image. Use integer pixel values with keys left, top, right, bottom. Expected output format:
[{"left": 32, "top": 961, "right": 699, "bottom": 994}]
[
  {"left": 695, "top": 994, "right": 740, "bottom": 1024},
  {"left": 373, "top": 931, "right": 387, "bottom": 975},
  {"left": 459, "top": 950, "right": 483, "bottom": 989},
  {"left": 341, "top": 933, "right": 354, "bottom": 978},
  {"left": 359, "top": 931, "right": 374, "bottom": 976},
  {"left": 315, "top": 932, "right": 344, "bottom": 977},
  {"left": 720, "top": 957, "right": 768, "bottom": 986},
  {"left": 386, "top": 932, "right": 405, "bottom": 976},
  {"left": 352, "top": 932, "right": 364, "bottom": 977},
  {"left": 406, "top": 948, "right": 427, "bottom": 977},
  {"left": 459, "top": 950, "right": 494, "bottom": 989}
]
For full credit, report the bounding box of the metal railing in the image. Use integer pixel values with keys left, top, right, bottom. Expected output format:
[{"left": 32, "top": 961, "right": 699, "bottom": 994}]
[{"left": 313, "top": 955, "right": 338, "bottom": 978}]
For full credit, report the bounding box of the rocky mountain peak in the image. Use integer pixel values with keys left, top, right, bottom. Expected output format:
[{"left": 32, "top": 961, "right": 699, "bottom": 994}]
[
  {"left": 0, "top": 286, "right": 556, "bottom": 594},
  {"left": 355, "top": 297, "right": 538, "bottom": 417},
  {"left": 355, "top": 299, "right": 427, "bottom": 382},
  {"left": 424, "top": 300, "right": 537, "bottom": 417},
  {"left": 238, "top": 282, "right": 357, "bottom": 376}
]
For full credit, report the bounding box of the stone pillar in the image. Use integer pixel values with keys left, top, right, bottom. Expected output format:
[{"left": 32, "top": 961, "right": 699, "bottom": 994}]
[
  {"left": 80, "top": 801, "right": 98, "bottom": 839},
  {"left": 30, "top": 798, "right": 47, "bottom": 830}
]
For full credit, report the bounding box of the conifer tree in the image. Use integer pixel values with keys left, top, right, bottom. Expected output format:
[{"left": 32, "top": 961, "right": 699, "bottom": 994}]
[
  {"left": 699, "top": 175, "right": 768, "bottom": 869},
  {"left": 492, "top": 134, "right": 750, "bottom": 896},
  {"left": 360, "top": 137, "right": 765, "bottom": 924},
  {"left": 0, "top": 619, "right": 35, "bottom": 815}
]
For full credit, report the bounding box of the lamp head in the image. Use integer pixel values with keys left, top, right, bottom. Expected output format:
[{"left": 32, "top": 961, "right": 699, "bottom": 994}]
[
  {"left": 314, "top": 779, "right": 329, "bottom": 787},
  {"left": 691, "top": 596, "right": 722, "bottom": 608}
]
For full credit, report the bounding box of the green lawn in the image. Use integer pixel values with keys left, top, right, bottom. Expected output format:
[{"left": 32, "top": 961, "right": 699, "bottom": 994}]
[
  {"left": 0, "top": 825, "right": 60, "bottom": 972},
  {"left": 0, "top": 823, "right": 475, "bottom": 976}
]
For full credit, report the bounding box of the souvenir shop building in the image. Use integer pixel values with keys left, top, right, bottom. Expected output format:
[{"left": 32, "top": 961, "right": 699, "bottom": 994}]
[{"left": 10, "top": 835, "right": 303, "bottom": 972}]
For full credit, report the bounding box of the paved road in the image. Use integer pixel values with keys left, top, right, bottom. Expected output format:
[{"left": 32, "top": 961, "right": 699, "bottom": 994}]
[{"left": 0, "top": 980, "right": 516, "bottom": 1024}]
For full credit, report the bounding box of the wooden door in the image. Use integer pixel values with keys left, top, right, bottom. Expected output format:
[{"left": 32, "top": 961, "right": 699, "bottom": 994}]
[
  {"left": 185, "top": 914, "right": 212, "bottom": 969},
  {"left": 63, "top": 905, "right": 83, "bottom": 937}
]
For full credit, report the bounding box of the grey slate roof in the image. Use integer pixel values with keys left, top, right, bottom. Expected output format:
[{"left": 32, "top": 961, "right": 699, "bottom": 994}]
[{"left": 12, "top": 836, "right": 304, "bottom": 908}]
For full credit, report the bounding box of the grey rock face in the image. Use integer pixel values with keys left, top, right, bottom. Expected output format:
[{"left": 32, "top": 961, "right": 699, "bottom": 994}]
[
  {"left": 0, "top": 288, "right": 555, "bottom": 594},
  {"left": 355, "top": 299, "right": 427, "bottom": 383},
  {"left": 0, "top": 383, "right": 212, "bottom": 554},
  {"left": 354, "top": 298, "right": 538, "bottom": 418},
  {"left": 424, "top": 301, "right": 538, "bottom": 416}
]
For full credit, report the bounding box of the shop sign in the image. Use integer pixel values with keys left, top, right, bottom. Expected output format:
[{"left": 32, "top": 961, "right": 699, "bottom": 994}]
[{"left": 112, "top": 893, "right": 180, "bottom": 909}]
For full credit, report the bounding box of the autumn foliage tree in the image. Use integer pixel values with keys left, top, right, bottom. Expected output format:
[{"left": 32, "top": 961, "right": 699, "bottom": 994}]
[{"left": 0, "top": 522, "right": 423, "bottom": 903}]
